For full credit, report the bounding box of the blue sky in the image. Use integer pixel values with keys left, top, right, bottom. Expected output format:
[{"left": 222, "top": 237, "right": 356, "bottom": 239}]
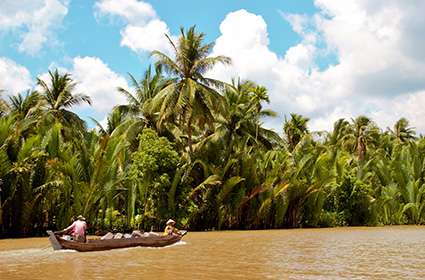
[
  {"left": 1, "top": 0, "right": 425, "bottom": 132},
  {"left": 1, "top": 0, "right": 318, "bottom": 78}
]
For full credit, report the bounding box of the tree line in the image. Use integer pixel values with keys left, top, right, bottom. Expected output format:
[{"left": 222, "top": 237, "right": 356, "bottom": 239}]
[{"left": 1, "top": 27, "right": 425, "bottom": 237}]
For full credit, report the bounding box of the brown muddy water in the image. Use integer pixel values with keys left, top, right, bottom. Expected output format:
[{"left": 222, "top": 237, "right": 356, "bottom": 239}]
[{"left": 1, "top": 226, "right": 425, "bottom": 279}]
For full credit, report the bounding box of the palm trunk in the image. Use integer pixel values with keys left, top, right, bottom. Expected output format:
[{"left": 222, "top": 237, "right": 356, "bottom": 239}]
[
  {"left": 225, "top": 133, "right": 234, "bottom": 163},
  {"left": 187, "top": 119, "right": 193, "bottom": 156},
  {"left": 356, "top": 138, "right": 366, "bottom": 161},
  {"left": 286, "top": 201, "right": 301, "bottom": 228}
]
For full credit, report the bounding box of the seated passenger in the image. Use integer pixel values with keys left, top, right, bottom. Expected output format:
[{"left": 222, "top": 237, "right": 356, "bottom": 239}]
[{"left": 163, "top": 219, "right": 181, "bottom": 236}]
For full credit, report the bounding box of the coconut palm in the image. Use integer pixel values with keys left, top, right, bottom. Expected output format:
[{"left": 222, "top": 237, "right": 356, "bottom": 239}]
[
  {"left": 283, "top": 113, "right": 310, "bottom": 151},
  {"left": 8, "top": 90, "right": 41, "bottom": 120},
  {"left": 150, "top": 26, "right": 231, "bottom": 155},
  {"left": 349, "top": 116, "right": 380, "bottom": 161},
  {"left": 91, "top": 108, "right": 127, "bottom": 137},
  {"left": 117, "top": 66, "right": 172, "bottom": 128},
  {"left": 389, "top": 118, "right": 416, "bottom": 143},
  {"left": 199, "top": 79, "right": 280, "bottom": 161},
  {"left": 37, "top": 69, "right": 92, "bottom": 130},
  {"left": 327, "top": 119, "right": 351, "bottom": 148}
]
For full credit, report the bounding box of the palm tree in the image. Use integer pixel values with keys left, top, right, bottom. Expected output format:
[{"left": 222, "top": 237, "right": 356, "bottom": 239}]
[
  {"left": 350, "top": 116, "right": 380, "bottom": 161},
  {"left": 8, "top": 90, "right": 41, "bottom": 120},
  {"left": 201, "top": 79, "right": 280, "bottom": 158},
  {"left": 283, "top": 113, "right": 309, "bottom": 151},
  {"left": 389, "top": 118, "right": 416, "bottom": 143},
  {"left": 150, "top": 26, "right": 231, "bottom": 155},
  {"left": 327, "top": 119, "right": 351, "bottom": 148},
  {"left": 0, "top": 114, "right": 51, "bottom": 235},
  {"left": 246, "top": 83, "right": 278, "bottom": 142},
  {"left": 373, "top": 142, "right": 425, "bottom": 224},
  {"left": 117, "top": 66, "right": 171, "bottom": 128},
  {"left": 91, "top": 108, "right": 127, "bottom": 137},
  {"left": 37, "top": 126, "right": 129, "bottom": 230},
  {"left": 37, "top": 69, "right": 92, "bottom": 130}
]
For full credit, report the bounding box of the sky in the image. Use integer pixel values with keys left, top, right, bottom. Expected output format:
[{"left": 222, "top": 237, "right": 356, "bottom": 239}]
[{"left": 1, "top": 0, "right": 425, "bottom": 133}]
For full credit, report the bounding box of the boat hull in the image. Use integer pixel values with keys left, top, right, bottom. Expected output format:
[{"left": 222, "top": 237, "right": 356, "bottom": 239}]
[{"left": 47, "top": 230, "right": 183, "bottom": 252}]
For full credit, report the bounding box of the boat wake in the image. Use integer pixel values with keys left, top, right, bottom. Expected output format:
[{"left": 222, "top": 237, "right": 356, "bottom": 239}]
[
  {"left": 169, "top": 240, "right": 187, "bottom": 247},
  {"left": 0, "top": 247, "right": 77, "bottom": 261},
  {"left": 110, "top": 240, "right": 187, "bottom": 253},
  {"left": 0, "top": 248, "right": 53, "bottom": 262},
  {"left": 145, "top": 240, "right": 187, "bottom": 249}
]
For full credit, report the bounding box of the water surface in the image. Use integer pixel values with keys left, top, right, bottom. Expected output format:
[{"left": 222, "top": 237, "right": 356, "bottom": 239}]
[{"left": 1, "top": 226, "right": 424, "bottom": 279}]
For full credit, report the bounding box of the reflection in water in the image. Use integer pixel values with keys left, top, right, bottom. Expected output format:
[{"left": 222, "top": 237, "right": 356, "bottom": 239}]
[{"left": 1, "top": 226, "right": 425, "bottom": 279}]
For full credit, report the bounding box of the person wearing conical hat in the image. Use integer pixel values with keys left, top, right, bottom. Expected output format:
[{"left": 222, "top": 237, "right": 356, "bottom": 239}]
[
  {"left": 57, "top": 215, "right": 87, "bottom": 242},
  {"left": 163, "top": 219, "right": 181, "bottom": 236}
]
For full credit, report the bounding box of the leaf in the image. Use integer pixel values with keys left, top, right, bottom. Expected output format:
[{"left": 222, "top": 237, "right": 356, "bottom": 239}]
[
  {"left": 217, "top": 176, "right": 245, "bottom": 203},
  {"left": 274, "top": 182, "right": 290, "bottom": 198},
  {"left": 168, "top": 166, "right": 185, "bottom": 213},
  {"left": 0, "top": 147, "right": 11, "bottom": 177},
  {"left": 189, "top": 175, "right": 221, "bottom": 197}
]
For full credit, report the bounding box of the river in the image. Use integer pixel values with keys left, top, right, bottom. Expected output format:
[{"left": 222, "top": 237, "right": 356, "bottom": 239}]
[{"left": 1, "top": 226, "right": 424, "bottom": 279}]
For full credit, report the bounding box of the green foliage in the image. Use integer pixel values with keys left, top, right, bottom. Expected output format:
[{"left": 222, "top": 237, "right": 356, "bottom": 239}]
[
  {"left": 2, "top": 27, "right": 425, "bottom": 237},
  {"left": 131, "top": 129, "right": 179, "bottom": 177},
  {"left": 151, "top": 26, "right": 231, "bottom": 155},
  {"left": 328, "top": 174, "right": 374, "bottom": 226},
  {"left": 283, "top": 113, "right": 309, "bottom": 151},
  {"left": 128, "top": 129, "right": 179, "bottom": 228}
]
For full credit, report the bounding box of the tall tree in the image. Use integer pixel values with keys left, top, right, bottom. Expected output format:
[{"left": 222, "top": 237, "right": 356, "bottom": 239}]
[
  {"left": 204, "top": 79, "right": 279, "bottom": 157},
  {"left": 37, "top": 69, "right": 92, "bottom": 130},
  {"left": 283, "top": 113, "right": 309, "bottom": 151},
  {"left": 117, "top": 66, "right": 171, "bottom": 128},
  {"left": 150, "top": 26, "right": 231, "bottom": 155},
  {"left": 389, "top": 118, "right": 416, "bottom": 143},
  {"left": 349, "top": 116, "right": 380, "bottom": 161},
  {"left": 8, "top": 90, "right": 41, "bottom": 120},
  {"left": 327, "top": 119, "right": 351, "bottom": 148}
]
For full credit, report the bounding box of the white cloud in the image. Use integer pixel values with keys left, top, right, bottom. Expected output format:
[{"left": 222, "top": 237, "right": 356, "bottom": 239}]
[
  {"left": 35, "top": 56, "right": 129, "bottom": 121},
  {"left": 370, "top": 91, "right": 425, "bottom": 133},
  {"left": 208, "top": 10, "right": 278, "bottom": 87},
  {"left": 95, "top": 0, "right": 156, "bottom": 24},
  {"left": 95, "top": 0, "right": 172, "bottom": 54},
  {"left": 120, "top": 19, "right": 172, "bottom": 53},
  {"left": 0, "top": 0, "right": 68, "bottom": 55},
  {"left": 71, "top": 56, "right": 128, "bottom": 113},
  {"left": 209, "top": 3, "right": 425, "bottom": 133},
  {"left": 0, "top": 57, "right": 33, "bottom": 94}
]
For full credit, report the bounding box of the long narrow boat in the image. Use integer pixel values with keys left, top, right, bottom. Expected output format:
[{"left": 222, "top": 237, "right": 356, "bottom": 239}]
[{"left": 47, "top": 230, "right": 185, "bottom": 252}]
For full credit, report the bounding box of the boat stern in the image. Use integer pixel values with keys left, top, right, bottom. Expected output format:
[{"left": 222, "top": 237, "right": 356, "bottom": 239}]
[{"left": 47, "top": 230, "right": 63, "bottom": 250}]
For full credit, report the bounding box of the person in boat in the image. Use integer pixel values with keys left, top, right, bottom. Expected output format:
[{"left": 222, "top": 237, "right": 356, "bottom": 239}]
[
  {"left": 56, "top": 215, "right": 87, "bottom": 242},
  {"left": 163, "top": 219, "right": 181, "bottom": 236}
]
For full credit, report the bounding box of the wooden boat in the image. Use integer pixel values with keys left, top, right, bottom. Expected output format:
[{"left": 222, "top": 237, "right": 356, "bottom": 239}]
[{"left": 47, "top": 230, "right": 185, "bottom": 252}]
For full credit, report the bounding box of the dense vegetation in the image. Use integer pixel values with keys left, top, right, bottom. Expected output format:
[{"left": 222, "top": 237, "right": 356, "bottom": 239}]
[{"left": 1, "top": 27, "right": 425, "bottom": 237}]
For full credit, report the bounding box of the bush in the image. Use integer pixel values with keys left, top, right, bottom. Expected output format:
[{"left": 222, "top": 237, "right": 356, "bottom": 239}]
[
  {"left": 329, "top": 174, "right": 373, "bottom": 226},
  {"left": 129, "top": 129, "right": 179, "bottom": 227},
  {"left": 318, "top": 211, "right": 347, "bottom": 227}
]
